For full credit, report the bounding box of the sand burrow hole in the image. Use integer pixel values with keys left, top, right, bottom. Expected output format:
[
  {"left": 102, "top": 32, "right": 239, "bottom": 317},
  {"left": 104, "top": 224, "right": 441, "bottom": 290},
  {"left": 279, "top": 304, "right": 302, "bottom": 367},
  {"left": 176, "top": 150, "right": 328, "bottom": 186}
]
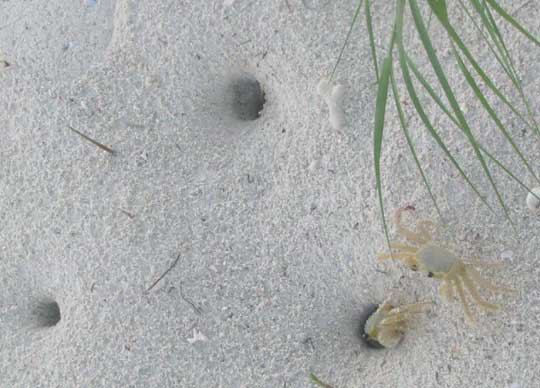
[
  {"left": 33, "top": 300, "right": 61, "bottom": 327},
  {"left": 227, "top": 73, "right": 265, "bottom": 121}
]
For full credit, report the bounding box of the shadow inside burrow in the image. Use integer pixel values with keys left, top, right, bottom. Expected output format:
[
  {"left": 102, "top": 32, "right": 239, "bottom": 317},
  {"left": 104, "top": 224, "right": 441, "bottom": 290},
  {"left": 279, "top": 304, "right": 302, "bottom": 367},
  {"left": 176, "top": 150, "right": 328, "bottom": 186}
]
[{"left": 32, "top": 299, "right": 62, "bottom": 328}]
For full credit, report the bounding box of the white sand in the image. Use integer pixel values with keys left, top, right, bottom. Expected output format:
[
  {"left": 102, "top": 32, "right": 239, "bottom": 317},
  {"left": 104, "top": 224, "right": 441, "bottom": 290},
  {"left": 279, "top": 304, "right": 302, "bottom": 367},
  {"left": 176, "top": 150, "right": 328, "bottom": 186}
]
[
  {"left": 317, "top": 78, "right": 346, "bottom": 129},
  {"left": 1, "top": 1, "right": 540, "bottom": 387}
]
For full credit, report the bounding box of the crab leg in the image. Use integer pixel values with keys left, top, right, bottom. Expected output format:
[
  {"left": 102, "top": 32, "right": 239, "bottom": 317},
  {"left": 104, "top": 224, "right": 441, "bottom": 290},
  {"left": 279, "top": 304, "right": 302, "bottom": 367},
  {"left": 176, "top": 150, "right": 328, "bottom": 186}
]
[
  {"left": 379, "top": 316, "right": 413, "bottom": 327},
  {"left": 397, "top": 227, "right": 429, "bottom": 245},
  {"left": 440, "top": 279, "right": 454, "bottom": 302},
  {"left": 453, "top": 277, "right": 476, "bottom": 324},
  {"left": 467, "top": 266, "right": 516, "bottom": 294},
  {"left": 378, "top": 253, "right": 419, "bottom": 270},
  {"left": 467, "top": 258, "right": 506, "bottom": 268},
  {"left": 380, "top": 310, "right": 426, "bottom": 326},
  {"left": 394, "top": 208, "right": 429, "bottom": 244},
  {"left": 379, "top": 302, "right": 430, "bottom": 326},
  {"left": 417, "top": 219, "right": 435, "bottom": 241},
  {"left": 390, "top": 243, "right": 419, "bottom": 253},
  {"left": 417, "top": 219, "right": 436, "bottom": 229},
  {"left": 442, "top": 263, "right": 462, "bottom": 301},
  {"left": 387, "top": 302, "right": 431, "bottom": 315},
  {"left": 460, "top": 270, "right": 500, "bottom": 311},
  {"left": 378, "top": 252, "right": 416, "bottom": 261}
]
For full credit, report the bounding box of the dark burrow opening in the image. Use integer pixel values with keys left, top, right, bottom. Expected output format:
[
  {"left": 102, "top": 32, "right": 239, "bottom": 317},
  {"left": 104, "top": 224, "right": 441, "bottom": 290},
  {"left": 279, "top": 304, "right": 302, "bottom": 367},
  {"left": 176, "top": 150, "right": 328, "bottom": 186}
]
[
  {"left": 228, "top": 74, "right": 265, "bottom": 121},
  {"left": 33, "top": 300, "right": 61, "bottom": 327}
]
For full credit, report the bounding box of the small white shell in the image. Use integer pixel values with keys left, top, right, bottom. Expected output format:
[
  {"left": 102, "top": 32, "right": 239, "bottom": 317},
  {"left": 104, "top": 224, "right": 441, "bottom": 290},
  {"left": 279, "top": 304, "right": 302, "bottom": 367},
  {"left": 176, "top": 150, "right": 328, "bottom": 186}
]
[{"left": 526, "top": 187, "right": 540, "bottom": 211}]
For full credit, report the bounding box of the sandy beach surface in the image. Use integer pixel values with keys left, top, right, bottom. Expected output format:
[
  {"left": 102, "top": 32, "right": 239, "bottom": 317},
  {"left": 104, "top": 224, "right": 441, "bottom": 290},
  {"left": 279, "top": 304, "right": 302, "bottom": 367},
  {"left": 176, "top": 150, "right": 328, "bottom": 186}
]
[{"left": 1, "top": 1, "right": 539, "bottom": 387}]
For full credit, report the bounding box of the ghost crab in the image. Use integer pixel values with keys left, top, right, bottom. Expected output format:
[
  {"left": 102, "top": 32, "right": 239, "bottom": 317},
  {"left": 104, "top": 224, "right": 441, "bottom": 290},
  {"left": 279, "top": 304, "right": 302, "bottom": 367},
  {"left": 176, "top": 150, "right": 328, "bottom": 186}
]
[
  {"left": 378, "top": 207, "right": 514, "bottom": 323},
  {"left": 362, "top": 299, "right": 430, "bottom": 349}
]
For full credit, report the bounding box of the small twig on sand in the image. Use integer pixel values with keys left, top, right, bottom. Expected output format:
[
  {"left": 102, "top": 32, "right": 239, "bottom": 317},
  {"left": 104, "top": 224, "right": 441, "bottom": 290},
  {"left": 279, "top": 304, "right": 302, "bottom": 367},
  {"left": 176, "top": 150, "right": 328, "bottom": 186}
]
[
  {"left": 179, "top": 282, "right": 202, "bottom": 315},
  {"left": 146, "top": 253, "right": 181, "bottom": 292},
  {"left": 68, "top": 125, "right": 114, "bottom": 155},
  {"left": 120, "top": 209, "right": 135, "bottom": 219}
]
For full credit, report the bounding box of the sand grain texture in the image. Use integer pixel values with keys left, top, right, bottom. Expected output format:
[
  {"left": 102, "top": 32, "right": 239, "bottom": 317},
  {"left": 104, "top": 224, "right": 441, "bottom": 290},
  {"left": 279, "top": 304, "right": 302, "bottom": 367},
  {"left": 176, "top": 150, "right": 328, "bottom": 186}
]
[{"left": 1, "top": 1, "right": 540, "bottom": 387}]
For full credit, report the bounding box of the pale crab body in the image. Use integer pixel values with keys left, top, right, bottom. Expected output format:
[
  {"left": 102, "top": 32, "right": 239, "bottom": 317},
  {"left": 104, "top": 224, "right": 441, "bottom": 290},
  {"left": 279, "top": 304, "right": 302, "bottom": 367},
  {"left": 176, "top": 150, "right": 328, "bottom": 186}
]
[
  {"left": 362, "top": 301, "right": 429, "bottom": 349},
  {"left": 416, "top": 244, "right": 457, "bottom": 276},
  {"left": 363, "top": 303, "right": 401, "bottom": 349},
  {"left": 378, "top": 207, "right": 514, "bottom": 323}
]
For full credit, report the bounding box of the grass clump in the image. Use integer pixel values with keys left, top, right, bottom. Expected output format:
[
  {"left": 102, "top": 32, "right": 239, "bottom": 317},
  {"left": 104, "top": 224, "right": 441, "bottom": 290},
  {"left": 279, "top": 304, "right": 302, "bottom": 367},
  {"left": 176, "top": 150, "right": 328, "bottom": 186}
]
[{"left": 331, "top": 0, "right": 540, "bottom": 244}]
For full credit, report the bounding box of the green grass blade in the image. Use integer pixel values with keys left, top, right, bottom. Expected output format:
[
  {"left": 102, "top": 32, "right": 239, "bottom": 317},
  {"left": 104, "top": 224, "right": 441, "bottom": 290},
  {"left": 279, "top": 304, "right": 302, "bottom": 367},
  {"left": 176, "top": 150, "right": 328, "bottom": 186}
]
[
  {"left": 452, "top": 46, "right": 539, "bottom": 183},
  {"left": 407, "top": 52, "right": 540, "bottom": 201},
  {"left": 459, "top": 0, "right": 514, "bottom": 80},
  {"left": 406, "top": 55, "right": 459, "bottom": 126},
  {"left": 480, "top": 145, "right": 540, "bottom": 202},
  {"left": 365, "top": 0, "right": 379, "bottom": 82},
  {"left": 391, "top": 0, "right": 442, "bottom": 220},
  {"left": 330, "top": 0, "right": 365, "bottom": 80},
  {"left": 427, "top": 8, "right": 434, "bottom": 31},
  {"left": 482, "top": 3, "right": 518, "bottom": 76},
  {"left": 374, "top": 0, "right": 402, "bottom": 249},
  {"left": 469, "top": 0, "right": 516, "bottom": 78},
  {"left": 390, "top": 70, "right": 443, "bottom": 220},
  {"left": 399, "top": 57, "right": 492, "bottom": 213},
  {"left": 484, "top": 0, "right": 540, "bottom": 47},
  {"left": 484, "top": 3, "right": 540, "bottom": 135},
  {"left": 431, "top": 0, "right": 537, "bottom": 135},
  {"left": 412, "top": 0, "right": 512, "bottom": 224},
  {"left": 470, "top": 0, "right": 540, "bottom": 135},
  {"left": 480, "top": 3, "right": 525, "bottom": 93},
  {"left": 397, "top": 29, "right": 493, "bottom": 214},
  {"left": 374, "top": 58, "right": 393, "bottom": 249},
  {"left": 309, "top": 372, "right": 334, "bottom": 388}
]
